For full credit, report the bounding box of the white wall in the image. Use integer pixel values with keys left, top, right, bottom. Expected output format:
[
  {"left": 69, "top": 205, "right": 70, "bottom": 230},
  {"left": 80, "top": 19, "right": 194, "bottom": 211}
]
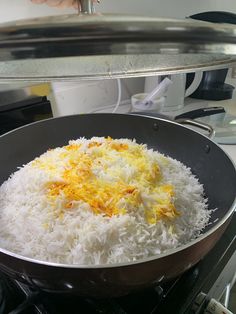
[
  {"left": 0, "top": 0, "right": 236, "bottom": 23},
  {"left": 99, "top": 0, "right": 236, "bottom": 18}
]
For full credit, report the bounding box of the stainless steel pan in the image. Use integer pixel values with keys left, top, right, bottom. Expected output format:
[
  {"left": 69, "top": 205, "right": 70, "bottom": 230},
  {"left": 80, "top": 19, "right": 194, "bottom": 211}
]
[{"left": 0, "top": 113, "right": 235, "bottom": 297}]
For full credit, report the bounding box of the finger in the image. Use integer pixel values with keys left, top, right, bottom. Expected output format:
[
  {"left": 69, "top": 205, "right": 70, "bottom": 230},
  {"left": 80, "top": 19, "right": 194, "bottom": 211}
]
[
  {"left": 57, "top": 0, "right": 75, "bottom": 8},
  {"left": 31, "top": 0, "right": 99, "bottom": 8},
  {"left": 31, "top": 0, "right": 47, "bottom": 3},
  {"left": 73, "top": 0, "right": 80, "bottom": 9},
  {"left": 45, "top": 0, "right": 65, "bottom": 7}
]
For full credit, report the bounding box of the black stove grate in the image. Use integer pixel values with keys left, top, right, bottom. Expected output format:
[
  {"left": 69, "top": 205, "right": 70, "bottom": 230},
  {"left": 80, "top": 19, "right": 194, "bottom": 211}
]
[{"left": 0, "top": 273, "right": 173, "bottom": 314}]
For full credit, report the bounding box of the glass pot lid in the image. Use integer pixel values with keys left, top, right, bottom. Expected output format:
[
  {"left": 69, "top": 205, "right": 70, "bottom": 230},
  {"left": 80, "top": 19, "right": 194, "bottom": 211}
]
[{"left": 1, "top": 1, "right": 236, "bottom": 81}]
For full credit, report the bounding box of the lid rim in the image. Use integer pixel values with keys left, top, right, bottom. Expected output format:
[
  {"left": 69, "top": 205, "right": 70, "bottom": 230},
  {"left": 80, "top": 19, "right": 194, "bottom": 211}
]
[{"left": 0, "top": 15, "right": 236, "bottom": 80}]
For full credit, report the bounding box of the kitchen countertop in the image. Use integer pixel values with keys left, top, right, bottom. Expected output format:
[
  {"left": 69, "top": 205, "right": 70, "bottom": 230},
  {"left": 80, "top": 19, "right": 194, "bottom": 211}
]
[
  {"left": 93, "top": 96, "right": 236, "bottom": 164},
  {"left": 153, "top": 98, "right": 236, "bottom": 164},
  {"left": 221, "top": 145, "right": 236, "bottom": 164},
  {"left": 183, "top": 98, "right": 236, "bottom": 164}
]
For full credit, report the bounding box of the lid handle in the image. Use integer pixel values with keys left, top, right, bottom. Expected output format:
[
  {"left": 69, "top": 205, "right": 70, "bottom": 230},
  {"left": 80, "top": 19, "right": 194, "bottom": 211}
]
[{"left": 78, "top": 0, "right": 95, "bottom": 14}]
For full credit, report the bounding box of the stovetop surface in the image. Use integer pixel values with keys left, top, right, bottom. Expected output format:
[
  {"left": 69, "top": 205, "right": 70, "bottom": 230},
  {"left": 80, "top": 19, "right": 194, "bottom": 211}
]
[{"left": 0, "top": 214, "right": 235, "bottom": 314}]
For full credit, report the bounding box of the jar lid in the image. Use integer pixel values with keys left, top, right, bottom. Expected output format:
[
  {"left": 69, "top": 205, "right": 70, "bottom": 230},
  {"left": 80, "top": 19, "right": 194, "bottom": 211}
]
[{"left": 0, "top": 12, "right": 236, "bottom": 81}]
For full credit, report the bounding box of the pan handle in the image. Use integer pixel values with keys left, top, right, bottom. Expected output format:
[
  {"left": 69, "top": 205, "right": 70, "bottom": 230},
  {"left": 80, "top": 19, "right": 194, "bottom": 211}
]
[
  {"left": 175, "top": 107, "right": 225, "bottom": 120},
  {"left": 175, "top": 118, "right": 215, "bottom": 138}
]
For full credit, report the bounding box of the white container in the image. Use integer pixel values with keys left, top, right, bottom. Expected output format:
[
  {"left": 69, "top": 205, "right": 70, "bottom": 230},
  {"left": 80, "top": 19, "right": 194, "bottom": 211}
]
[
  {"left": 163, "top": 72, "right": 203, "bottom": 111},
  {"left": 131, "top": 93, "right": 165, "bottom": 112},
  {"left": 144, "top": 72, "right": 203, "bottom": 112},
  {"left": 144, "top": 76, "right": 162, "bottom": 93}
]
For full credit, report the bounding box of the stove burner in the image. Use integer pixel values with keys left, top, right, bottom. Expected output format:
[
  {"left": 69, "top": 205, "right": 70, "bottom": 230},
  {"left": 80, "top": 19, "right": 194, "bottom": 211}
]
[
  {"left": 0, "top": 274, "right": 31, "bottom": 314},
  {"left": 0, "top": 273, "right": 170, "bottom": 314},
  {"left": 0, "top": 269, "right": 202, "bottom": 314}
]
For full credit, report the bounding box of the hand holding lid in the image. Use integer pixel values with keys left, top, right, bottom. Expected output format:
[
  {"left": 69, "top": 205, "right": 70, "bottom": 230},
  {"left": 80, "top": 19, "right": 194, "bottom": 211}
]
[{"left": 31, "top": 0, "right": 97, "bottom": 12}]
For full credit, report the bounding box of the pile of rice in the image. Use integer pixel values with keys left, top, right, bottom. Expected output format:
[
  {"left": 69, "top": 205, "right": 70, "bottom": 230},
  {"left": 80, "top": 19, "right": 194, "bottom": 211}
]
[{"left": 0, "top": 137, "right": 211, "bottom": 265}]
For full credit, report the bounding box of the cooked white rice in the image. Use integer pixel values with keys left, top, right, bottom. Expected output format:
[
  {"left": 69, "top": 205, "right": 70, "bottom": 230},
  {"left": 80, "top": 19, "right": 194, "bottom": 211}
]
[{"left": 0, "top": 137, "right": 211, "bottom": 265}]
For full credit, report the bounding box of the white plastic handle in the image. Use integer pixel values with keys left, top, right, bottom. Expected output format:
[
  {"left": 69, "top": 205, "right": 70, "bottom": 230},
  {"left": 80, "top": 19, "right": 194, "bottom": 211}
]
[
  {"left": 185, "top": 71, "right": 203, "bottom": 98},
  {"left": 204, "top": 298, "right": 233, "bottom": 314}
]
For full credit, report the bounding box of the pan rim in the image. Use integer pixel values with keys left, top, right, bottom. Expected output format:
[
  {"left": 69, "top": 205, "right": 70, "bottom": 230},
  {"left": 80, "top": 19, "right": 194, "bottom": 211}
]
[{"left": 0, "top": 113, "right": 235, "bottom": 269}]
